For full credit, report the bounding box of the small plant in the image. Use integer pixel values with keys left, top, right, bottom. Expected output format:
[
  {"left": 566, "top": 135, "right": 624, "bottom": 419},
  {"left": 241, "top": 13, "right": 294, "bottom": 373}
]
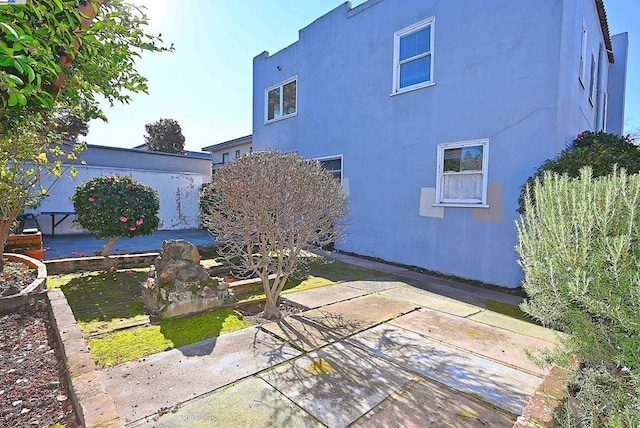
[
  {"left": 71, "top": 175, "right": 160, "bottom": 255},
  {"left": 517, "top": 167, "right": 640, "bottom": 425},
  {"left": 518, "top": 131, "right": 640, "bottom": 213}
]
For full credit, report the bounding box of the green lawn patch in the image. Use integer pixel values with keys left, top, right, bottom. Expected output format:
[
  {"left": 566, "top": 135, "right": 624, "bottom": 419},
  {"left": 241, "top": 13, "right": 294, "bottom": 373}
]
[{"left": 87, "top": 308, "right": 253, "bottom": 366}]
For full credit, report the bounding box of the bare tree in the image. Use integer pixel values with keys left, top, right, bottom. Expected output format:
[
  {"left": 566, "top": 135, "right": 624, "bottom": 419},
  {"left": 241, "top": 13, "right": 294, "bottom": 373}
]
[{"left": 200, "top": 150, "right": 349, "bottom": 319}]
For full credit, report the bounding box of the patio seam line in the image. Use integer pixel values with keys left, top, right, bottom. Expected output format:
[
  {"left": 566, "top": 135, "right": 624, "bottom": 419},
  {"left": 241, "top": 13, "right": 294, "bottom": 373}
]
[
  {"left": 344, "top": 333, "right": 521, "bottom": 420},
  {"left": 257, "top": 303, "right": 421, "bottom": 354},
  {"left": 382, "top": 320, "right": 547, "bottom": 378}
]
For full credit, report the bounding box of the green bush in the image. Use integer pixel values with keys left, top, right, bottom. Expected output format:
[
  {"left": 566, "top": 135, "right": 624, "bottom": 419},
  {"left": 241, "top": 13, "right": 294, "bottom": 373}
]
[
  {"left": 517, "top": 168, "right": 640, "bottom": 426},
  {"left": 518, "top": 131, "right": 640, "bottom": 213},
  {"left": 71, "top": 175, "right": 160, "bottom": 255}
]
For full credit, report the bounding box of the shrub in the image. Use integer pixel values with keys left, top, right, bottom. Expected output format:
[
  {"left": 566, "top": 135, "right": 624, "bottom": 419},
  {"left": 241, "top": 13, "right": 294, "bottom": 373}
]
[
  {"left": 518, "top": 131, "right": 640, "bottom": 213},
  {"left": 517, "top": 167, "right": 640, "bottom": 425},
  {"left": 199, "top": 150, "right": 349, "bottom": 319},
  {"left": 71, "top": 175, "right": 160, "bottom": 255}
]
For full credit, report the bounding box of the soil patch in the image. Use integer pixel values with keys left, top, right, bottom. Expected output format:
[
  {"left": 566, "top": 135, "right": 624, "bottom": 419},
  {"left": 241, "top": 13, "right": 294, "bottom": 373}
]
[
  {"left": 0, "top": 302, "right": 80, "bottom": 427},
  {"left": 1, "top": 259, "right": 37, "bottom": 297},
  {"left": 240, "top": 299, "right": 306, "bottom": 324}
]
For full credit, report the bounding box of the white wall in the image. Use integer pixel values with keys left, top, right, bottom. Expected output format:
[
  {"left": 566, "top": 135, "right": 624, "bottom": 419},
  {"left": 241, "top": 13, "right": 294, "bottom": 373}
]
[{"left": 30, "top": 164, "right": 210, "bottom": 235}]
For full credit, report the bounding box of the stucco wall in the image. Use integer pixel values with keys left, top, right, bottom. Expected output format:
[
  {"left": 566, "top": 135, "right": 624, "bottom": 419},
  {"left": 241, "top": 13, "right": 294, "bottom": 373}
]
[
  {"left": 252, "top": 0, "right": 622, "bottom": 287},
  {"left": 28, "top": 145, "right": 211, "bottom": 235}
]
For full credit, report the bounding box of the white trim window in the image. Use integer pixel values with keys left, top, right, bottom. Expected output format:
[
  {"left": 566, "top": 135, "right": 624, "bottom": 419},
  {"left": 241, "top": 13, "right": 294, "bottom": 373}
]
[
  {"left": 435, "top": 139, "right": 489, "bottom": 207},
  {"left": 222, "top": 152, "right": 229, "bottom": 164},
  {"left": 392, "top": 17, "right": 435, "bottom": 94},
  {"left": 235, "top": 149, "right": 241, "bottom": 159},
  {"left": 265, "top": 76, "right": 297, "bottom": 123},
  {"left": 579, "top": 19, "right": 587, "bottom": 88},
  {"left": 588, "top": 51, "right": 597, "bottom": 106},
  {"left": 317, "top": 155, "right": 343, "bottom": 182}
]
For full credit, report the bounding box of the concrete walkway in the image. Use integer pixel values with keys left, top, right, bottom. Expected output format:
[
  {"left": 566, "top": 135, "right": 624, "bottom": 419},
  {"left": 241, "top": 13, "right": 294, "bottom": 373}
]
[{"left": 95, "top": 275, "right": 556, "bottom": 427}]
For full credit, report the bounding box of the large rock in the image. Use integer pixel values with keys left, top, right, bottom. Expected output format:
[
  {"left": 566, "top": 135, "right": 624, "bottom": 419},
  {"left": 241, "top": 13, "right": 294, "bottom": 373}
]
[{"left": 141, "top": 240, "right": 233, "bottom": 318}]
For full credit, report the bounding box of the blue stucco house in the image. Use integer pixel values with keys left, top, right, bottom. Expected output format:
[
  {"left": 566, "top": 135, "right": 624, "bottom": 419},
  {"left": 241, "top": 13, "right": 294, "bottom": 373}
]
[{"left": 251, "top": 0, "right": 628, "bottom": 288}]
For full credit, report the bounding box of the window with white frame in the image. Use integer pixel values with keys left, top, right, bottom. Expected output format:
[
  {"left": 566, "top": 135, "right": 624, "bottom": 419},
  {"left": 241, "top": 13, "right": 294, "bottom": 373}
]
[
  {"left": 579, "top": 20, "right": 587, "bottom": 87},
  {"left": 318, "top": 156, "right": 342, "bottom": 182},
  {"left": 435, "top": 140, "right": 488, "bottom": 206},
  {"left": 588, "top": 51, "right": 597, "bottom": 106},
  {"left": 222, "top": 152, "right": 229, "bottom": 163},
  {"left": 266, "top": 77, "right": 297, "bottom": 122},
  {"left": 393, "top": 17, "right": 435, "bottom": 94},
  {"left": 235, "top": 149, "right": 241, "bottom": 159}
]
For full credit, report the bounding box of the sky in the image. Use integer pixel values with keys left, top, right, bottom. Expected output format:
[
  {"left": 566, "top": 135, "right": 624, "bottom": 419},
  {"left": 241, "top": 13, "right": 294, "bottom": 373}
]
[{"left": 87, "top": 0, "right": 640, "bottom": 152}]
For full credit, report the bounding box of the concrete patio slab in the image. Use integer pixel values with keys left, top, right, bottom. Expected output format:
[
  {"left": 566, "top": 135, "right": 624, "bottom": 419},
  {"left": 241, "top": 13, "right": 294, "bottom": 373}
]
[
  {"left": 468, "top": 310, "right": 560, "bottom": 343},
  {"left": 352, "top": 378, "right": 515, "bottom": 427},
  {"left": 381, "top": 286, "right": 482, "bottom": 317},
  {"left": 343, "top": 279, "right": 405, "bottom": 293},
  {"left": 136, "top": 377, "right": 320, "bottom": 428},
  {"left": 313, "top": 294, "right": 418, "bottom": 328},
  {"left": 390, "top": 308, "right": 555, "bottom": 376},
  {"left": 283, "top": 283, "right": 369, "bottom": 309},
  {"left": 98, "top": 327, "right": 300, "bottom": 425},
  {"left": 349, "top": 324, "right": 542, "bottom": 416},
  {"left": 261, "top": 314, "right": 347, "bottom": 352},
  {"left": 259, "top": 341, "right": 415, "bottom": 428},
  {"left": 262, "top": 294, "right": 417, "bottom": 352}
]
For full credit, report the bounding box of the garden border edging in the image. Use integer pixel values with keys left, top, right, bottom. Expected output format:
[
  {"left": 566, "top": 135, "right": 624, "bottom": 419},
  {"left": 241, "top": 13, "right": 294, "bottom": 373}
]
[
  {"left": 513, "top": 365, "right": 571, "bottom": 427},
  {"left": 0, "top": 253, "right": 47, "bottom": 313},
  {"left": 47, "top": 288, "right": 124, "bottom": 428}
]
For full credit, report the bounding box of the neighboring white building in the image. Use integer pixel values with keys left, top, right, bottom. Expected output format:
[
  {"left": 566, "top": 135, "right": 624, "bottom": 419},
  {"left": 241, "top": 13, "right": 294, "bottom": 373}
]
[
  {"left": 202, "top": 135, "right": 253, "bottom": 170},
  {"left": 29, "top": 143, "right": 212, "bottom": 235}
]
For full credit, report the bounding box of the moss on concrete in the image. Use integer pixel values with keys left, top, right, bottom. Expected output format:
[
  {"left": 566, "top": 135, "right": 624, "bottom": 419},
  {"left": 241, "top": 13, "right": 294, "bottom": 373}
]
[{"left": 482, "top": 299, "right": 532, "bottom": 323}]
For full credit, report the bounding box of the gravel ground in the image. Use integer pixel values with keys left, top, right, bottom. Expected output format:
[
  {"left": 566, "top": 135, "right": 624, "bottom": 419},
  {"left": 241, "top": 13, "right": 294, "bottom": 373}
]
[
  {"left": 1, "top": 258, "right": 80, "bottom": 428},
  {"left": 1, "top": 260, "right": 37, "bottom": 297}
]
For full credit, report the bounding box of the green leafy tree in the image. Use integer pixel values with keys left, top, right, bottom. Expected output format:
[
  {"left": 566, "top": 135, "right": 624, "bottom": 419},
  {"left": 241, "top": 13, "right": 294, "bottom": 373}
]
[
  {"left": 199, "top": 151, "right": 349, "bottom": 319},
  {"left": 518, "top": 131, "right": 640, "bottom": 212},
  {"left": 71, "top": 175, "right": 160, "bottom": 256},
  {"left": 517, "top": 168, "right": 640, "bottom": 425},
  {"left": 0, "top": 0, "right": 170, "bottom": 270},
  {"left": 144, "top": 118, "right": 186, "bottom": 154}
]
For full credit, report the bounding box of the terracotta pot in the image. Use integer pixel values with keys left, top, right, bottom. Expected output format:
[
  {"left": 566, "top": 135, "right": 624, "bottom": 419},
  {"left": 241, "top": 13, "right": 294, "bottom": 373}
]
[{"left": 23, "top": 248, "right": 46, "bottom": 260}]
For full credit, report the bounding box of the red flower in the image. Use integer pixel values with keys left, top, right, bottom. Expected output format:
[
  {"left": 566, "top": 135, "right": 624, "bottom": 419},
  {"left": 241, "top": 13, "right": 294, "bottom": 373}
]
[
  {"left": 79, "top": 252, "right": 86, "bottom": 257},
  {"left": 110, "top": 266, "right": 117, "bottom": 272},
  {"left": 120, "top": 216, "right": 128, "bottom": 222},
  {"left": 577, "top": 133, "right": 584, "bottom": 139},
  {"left": 125, "top": 270, "right": 134, "bottom": 275},
  {"left": 106, "top": 176, "right": 112, "bottom": 181},
  {"left": 70, "top": 251, "right": 77, "bottom": 256},
  {"left": 88, "top": 196, "right": 96, "bottom": 202},
  {"left": 129, "top": 226, "right": 137, "bottom": 231},
  {"left": 136, "top": 219, "right": 144, "bottom": 226}
]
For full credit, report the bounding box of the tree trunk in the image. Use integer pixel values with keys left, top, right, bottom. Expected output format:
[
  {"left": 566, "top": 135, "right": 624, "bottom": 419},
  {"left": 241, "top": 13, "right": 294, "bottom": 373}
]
[
  {"left": 101, "top": 236, "right": 118, "bottom": 256},
  {"left": 262, "top": 296, "right": 282, "bottom": 320},
  {"left": 261, "top": 276, "right": 282, "bottom": 319}
]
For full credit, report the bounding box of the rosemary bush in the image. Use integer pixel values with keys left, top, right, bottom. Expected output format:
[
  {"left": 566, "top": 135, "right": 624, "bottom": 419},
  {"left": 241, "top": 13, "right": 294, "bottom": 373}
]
[{"left": 517, "top": 168, "right": 640, "bottom": 426}]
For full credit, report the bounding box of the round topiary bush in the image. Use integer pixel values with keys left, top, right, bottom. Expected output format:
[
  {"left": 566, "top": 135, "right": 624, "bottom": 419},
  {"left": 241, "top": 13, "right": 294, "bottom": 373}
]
[
  {"left": 518, "top": 131, "right": 640, "bottom": 213},
  {"left": 71, "top": 175, "right": 160, "bottom": 255}
]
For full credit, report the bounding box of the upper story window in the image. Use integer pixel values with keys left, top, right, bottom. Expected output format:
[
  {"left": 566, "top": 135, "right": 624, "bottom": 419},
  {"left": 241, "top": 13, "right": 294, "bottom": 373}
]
[
  {"left": 579, "top": 20, "right": 587, "bottom": 88},
  {"left": 588, "top": 51, "right": 597, "bottom": 106},
  {"left": 318, "top": 156, "right": 343, "bottom": 182},
  {"left": 266, "top": 77, "right": 297, "bottom": 123},
  {"left": 235, "top": 149, "right": 241, "bottom": 159},
  {"left": 435, "top": 139, "right": 489, "bottom": 207},
  {"left": 392, "top": 17, "right": 435, "bottom": 94},
  {"left": 222, "top": 152, "right": 229, "bottom": 163}
]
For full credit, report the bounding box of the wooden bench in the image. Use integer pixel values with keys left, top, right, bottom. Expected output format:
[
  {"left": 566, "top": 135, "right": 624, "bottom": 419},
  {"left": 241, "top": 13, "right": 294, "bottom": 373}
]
[{"left": 40, "top": 211, "right": 76, "bottom": 236}]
